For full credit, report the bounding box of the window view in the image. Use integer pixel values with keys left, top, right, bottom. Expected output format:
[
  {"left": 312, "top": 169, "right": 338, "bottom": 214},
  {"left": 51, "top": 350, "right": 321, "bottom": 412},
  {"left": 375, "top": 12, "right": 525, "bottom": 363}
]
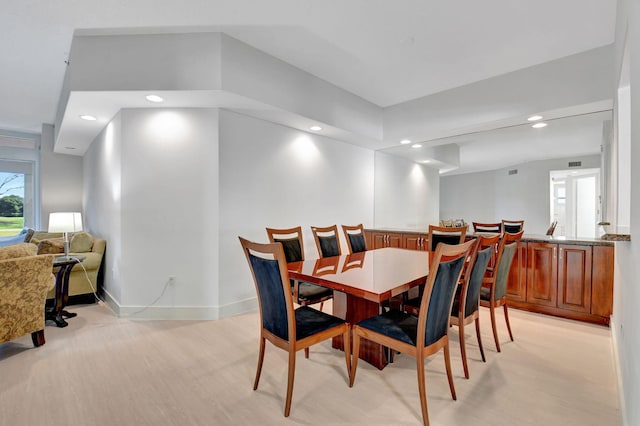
[
  {"left": 0, "top": 172, "right": 25, "bottom": 236},
  {"left": 550, "top": 168, "right": 600, "bottom": 238}
]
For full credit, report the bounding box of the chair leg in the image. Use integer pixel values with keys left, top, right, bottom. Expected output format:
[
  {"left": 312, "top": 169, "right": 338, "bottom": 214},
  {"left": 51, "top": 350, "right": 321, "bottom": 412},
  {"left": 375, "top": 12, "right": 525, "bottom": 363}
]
[
  {"left": 349, "top": 331, "right": 361, "bottom": 387},
  {"left": 416, "top": 356, "right": 430, "bottom": 426},
  {"left": 253, "top": 337, "right": 266, "bottom": 390},
  {"left": 489, "top": 303, "right": 501, "bottom": 352},
  {"left": 304, "top": 347, "right": 309, "bottom": 359},
  {"left": 475, "top": 317, "right": 486, "bottom": 362},
  {"left": 504, "top": 303, "right": 514, "bottom": 341},
  {"left": 443, "top": 343, "right": 457, "bottom": 400},
  {"left": 31, "top": 330, "right": 45, "bottom": 347},
  {"left": 284, "top": 349, "right": 296, "bottom": 417},
  {"left": 343, "top": 327, "right": 352, "bottom": 380},
  {"left": 458, "top": 321, "right": 469, "bottom": 379},
  {"left": 319, "top": 301, "right": 324, "bottom": 312}
]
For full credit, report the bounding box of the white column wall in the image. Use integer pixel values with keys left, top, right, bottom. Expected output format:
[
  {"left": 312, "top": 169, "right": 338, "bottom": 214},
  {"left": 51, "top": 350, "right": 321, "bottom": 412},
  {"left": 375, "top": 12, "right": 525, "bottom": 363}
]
[
  {"left": 373, "top": 151, "right": 440, "bottom": 229},
  {"left": 218, "top": 109, "right": 374, "bottom": 314}
]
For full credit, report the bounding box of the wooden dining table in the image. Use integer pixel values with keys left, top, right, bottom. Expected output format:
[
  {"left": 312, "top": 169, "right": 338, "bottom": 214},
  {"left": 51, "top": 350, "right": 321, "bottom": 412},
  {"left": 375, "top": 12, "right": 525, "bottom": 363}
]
[{"left": 287, "top": 247, "right": 430, "bottom": 369}]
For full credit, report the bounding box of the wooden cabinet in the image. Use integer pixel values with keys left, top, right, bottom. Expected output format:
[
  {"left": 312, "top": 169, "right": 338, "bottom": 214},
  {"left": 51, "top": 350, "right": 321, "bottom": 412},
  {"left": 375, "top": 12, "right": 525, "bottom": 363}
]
[
  {"left": 403, "top": 234, "right": 429, "bottom": 251},
  {"left": 591, "top": 246, "right": 614, "bottom": 318},
  {"left": 506, "top": 241, "right": 527, "bottom": 302},
  {"left": 557, "top": 245, "right": 592, "bottom": 313},
  {"left": 526, "top": 242, "right": 558, "bottom": 307},
  {"left": 369, "top": 231, "right": 402, "bottom": 249}
]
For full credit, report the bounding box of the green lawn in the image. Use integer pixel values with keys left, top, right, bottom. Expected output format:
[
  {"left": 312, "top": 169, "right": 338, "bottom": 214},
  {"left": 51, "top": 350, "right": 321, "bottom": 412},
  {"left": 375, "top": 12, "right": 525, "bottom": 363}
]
[{"left": 0, "top": 216, "right": 24, "bottom": 236}]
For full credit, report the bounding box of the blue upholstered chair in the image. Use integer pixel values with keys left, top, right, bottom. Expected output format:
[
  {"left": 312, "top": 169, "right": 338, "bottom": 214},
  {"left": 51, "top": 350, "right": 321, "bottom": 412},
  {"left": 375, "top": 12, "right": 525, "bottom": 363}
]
[
  {"left": 311, "top": 225, "right": 342, "bottom": 258},
  {"left": 349, "top": 239, "right": 476, "bottom": 426},
  {"left": 450, "top": 234, "right": 499, "bottom": 378},
  {"left": 341, "top": 224, "right": 367, "bottom": 254},
  {"left": 472, "top": 221, "right": 502, "bottom": 233},
  {"left": 501, "top": 219, "right": 524, "bottom": 234},
  {"left": 480, "top": 230, "right": 524, "bottom": 352},
  {"left": 239, "top": 237, "right": 351, "bottom": 418},
  {"left": 266, "top": 226, "right": 333, "bottom": 312}
]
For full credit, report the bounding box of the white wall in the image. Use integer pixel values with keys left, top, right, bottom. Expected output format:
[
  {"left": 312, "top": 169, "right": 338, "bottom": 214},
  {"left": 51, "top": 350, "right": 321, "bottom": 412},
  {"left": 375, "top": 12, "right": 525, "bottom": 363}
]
[
  {"left": 373, "top": 151, "right": 439, "bottom": 229},
  {"left": 40, "top": 123, "right": 83, "bottom": 227},
  {"left": 218, "top": 109, "right": 374, "bottom": 314},
  {"left": 611, "top": 1, "right": 640, "bottom": 425},
  {"left": 84, "top": 113, "right": 123, "bottom": 302},
  {"left": 440, "top": 155, "right": 600, "bottom": 234}
]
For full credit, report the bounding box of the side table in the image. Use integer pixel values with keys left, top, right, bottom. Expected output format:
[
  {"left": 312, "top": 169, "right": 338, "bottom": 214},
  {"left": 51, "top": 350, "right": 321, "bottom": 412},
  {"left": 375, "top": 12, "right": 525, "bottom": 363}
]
[{"left": 46, "top": 255, "right": 86, "bottom": 328}]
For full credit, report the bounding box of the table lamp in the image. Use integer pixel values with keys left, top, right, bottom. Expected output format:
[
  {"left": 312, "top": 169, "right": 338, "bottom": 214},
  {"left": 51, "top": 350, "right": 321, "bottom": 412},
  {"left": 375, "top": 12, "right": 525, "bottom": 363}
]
[{"left": 48, "top": 212, "right": 83, "bottom": 259}]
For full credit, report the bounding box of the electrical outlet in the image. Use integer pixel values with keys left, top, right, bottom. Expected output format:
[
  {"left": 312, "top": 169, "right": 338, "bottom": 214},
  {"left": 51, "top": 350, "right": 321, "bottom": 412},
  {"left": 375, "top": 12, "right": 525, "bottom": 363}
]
[{"left": 168, "top": 276, "right": 176, "bottom": 285}]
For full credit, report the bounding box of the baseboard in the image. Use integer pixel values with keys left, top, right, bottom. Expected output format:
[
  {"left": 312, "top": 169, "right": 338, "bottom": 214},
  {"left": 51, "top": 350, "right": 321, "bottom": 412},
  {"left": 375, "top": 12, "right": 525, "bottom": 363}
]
[
  {"left": 100, "top": 289, "right": 257, "bottom": 320},
  {"left": 610, "top": 316, "right": 627, "bottom": 426}
]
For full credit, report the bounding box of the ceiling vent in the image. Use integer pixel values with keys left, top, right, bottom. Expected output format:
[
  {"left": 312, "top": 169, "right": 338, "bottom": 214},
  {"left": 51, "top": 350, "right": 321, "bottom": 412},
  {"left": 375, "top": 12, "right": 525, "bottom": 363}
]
[
  {"left": 568, "top": 161, "right": 582, "bottom": 168},
  {"left": 508, "top": 169, "right": 518, "bottom": 175}
]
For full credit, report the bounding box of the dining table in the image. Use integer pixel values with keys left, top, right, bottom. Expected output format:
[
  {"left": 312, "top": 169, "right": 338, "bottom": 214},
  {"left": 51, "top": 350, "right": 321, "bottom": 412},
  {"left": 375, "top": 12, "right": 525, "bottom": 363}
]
[{"left": 287, "top": 247, "right": 430, "bottom": 369}]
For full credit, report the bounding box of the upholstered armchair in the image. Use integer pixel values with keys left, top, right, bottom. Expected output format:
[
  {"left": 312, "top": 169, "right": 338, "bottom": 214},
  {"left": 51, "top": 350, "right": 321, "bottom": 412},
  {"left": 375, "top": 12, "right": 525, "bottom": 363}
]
[{"left": 0, "top": 243, "right": 55, "bottom": 347}]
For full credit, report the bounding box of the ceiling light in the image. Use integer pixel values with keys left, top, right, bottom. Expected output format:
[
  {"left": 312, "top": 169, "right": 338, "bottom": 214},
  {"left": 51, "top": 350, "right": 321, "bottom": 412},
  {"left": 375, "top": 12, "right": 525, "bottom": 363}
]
[
  {"left": 421, "top": 160, "right": 431, "bottom": 163},
  {"left": 64, "top": 146, "right": 76, "bottom": 150},
  {"left": 79, "top": 115, "right": 97, "bottom": 121},
  {"left": 411, "top": 144, "right": 422, "bottom": 148},
  {"left": 400, "top": 139, "right": 411, "bottom": 145},
  {"left": 528, "top": 115, "right": 543, "bottom": 121},
  {"left": 146, "top": 95, "right": 164, "bottom": 103},
  {"left": 532, "top": 122, "right": 548, "bottom": 128},
  {"left": 309, "top": 125, "right": 322, "bottom": 131}
]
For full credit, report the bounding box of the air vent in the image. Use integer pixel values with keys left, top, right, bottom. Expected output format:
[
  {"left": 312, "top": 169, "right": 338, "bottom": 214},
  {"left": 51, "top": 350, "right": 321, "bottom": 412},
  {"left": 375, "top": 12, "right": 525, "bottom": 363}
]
[
  {"left": 568, "top": 161, "right": 582, "bottom": 168},
  {"left": 508, "top": 169, "right": 518, "bottom": 175}
]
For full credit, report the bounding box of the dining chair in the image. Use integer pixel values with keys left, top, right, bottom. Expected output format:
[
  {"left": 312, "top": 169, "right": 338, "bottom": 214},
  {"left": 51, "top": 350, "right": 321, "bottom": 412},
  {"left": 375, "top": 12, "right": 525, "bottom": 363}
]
[
  {"left": 480, "top": 230, "right": 524, "bottom": 352},
  {"left": 311, "top": 225, "right": 342, "bottom": 258},
  {"left": 341, "top": 224, "right": 367, "bottom": 254},
  {"left": 239, "top": 237, "right": 351, "bottom": 418},
  {"left": 545, "top": 220, "right": 558, "bottom": 236},
  {"left": 349, "top": 239, "right": 476, "bottom": 426},
  {"left": 501, "top": 219, "right": 524, "bottom": 234},
  {"left": 402, "top": 225, "right": 468, "bottom": 316},
  {"left": 427, "top": 224, "right": 467, "bottom": 251},
  {"left": 472, "top": 222, "right": 502, "bottom": 233},
  {"left": 266, "top": 226, "right": 333, "bottom": 313},
  {"left": 450, "top": 234, "right": 499, "bottom": 379}
]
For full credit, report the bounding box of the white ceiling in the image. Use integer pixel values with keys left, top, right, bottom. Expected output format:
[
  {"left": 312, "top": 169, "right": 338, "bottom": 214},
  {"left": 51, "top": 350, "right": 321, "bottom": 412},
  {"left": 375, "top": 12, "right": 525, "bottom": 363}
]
[{"left": 0, "top": 0, "right": 618, "bottom": 173}]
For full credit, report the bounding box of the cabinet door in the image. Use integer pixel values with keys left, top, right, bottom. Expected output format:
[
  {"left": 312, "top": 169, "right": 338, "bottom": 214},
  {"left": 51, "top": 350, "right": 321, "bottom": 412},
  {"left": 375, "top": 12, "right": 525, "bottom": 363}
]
[
  {"left": 507, "top": 241, "right": 527, "bottom": 302},
  {"left": 371, "top": 232, "right": 387, "bottom": 249},
  {"left": 388, "top": 233, "right": 403, "bottom": 248},
  {"left": 591, "top": 246, "right": 614, "bottom": 317},
  {"left": 526, "top": 243, "right": 557, "bottom": 307},
  {"left": 557, "top": 245, "right": 592, "bottom": 313},
  {"left": 403, "top": 234, "right": 427, "bottom": 251}
]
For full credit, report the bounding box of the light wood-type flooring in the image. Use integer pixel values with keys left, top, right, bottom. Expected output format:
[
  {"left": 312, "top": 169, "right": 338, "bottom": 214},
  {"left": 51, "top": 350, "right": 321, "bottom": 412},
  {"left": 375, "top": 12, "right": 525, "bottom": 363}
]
[{"left": 0, "top": 301, "right": 620, "bottom": 425}]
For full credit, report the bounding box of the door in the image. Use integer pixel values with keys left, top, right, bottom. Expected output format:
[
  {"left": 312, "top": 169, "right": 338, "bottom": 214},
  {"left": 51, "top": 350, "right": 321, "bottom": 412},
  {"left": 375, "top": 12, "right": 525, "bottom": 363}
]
[
  {"left": 526, "top": 243, "right": 557, "bottom": 307},
  {"left": 557, "top": 245, "right": 592, "bottom": 313}
]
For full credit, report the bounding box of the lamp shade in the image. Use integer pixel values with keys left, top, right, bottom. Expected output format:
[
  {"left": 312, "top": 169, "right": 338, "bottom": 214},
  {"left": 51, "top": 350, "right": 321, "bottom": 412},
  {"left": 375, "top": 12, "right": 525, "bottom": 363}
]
[{"left": 48, "top": 212, "right": 83, "bottom": 233}]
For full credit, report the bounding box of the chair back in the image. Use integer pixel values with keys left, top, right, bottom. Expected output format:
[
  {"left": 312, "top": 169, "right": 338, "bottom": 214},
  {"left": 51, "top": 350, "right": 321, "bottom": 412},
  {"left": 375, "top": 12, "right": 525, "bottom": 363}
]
[
  {"left": 311, "top": 225, "right": 342, "bottom": 258},
  {"left": 546, "top": 221, "right": 558, "bottom": 236},
  {"left": 472, "top": 222, "right": 501, "bottom": 233},
  {"left": 417, "top": 240, "right": 476, "bottom": 347},
  {"left": 266, "top": 226, "right": 304, "bottom": 263},
  {"left": 493, "top": 231, "right": 524, "bottom": 300},
  {"left": 341, "top": 224, "right": 367, "bottom": 254},
  {"left": 463, "top": 235, "right": 499, "bottom": 317},
  {"left": 239, "top": 237, "right": 294, "bottom": 342},
  {"left": 428, "top": 224, "right": 467, "bottom": 251},
  {"left": 501, "top": 219, "right": 524, "bottom": 234}
]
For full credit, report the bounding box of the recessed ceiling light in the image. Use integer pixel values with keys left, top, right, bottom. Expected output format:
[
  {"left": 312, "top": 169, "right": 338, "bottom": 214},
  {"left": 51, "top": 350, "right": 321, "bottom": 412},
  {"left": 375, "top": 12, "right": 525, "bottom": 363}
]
[
  {"left": 79, "top": 115, "right": 97, "bottom": 121},
  {"left": 310, "top": 125, "right": 322, "bottom": 131},
  {"left": 532, "top": 122, "right": 548, "bottom": 128},
  {"left": 400, "top": 139, "right": 411, "bottom": 145},
  {"left": 421, "top": 160, "right": 431, "bottom": 163},
  {"left": 411, "top": 144, "right": 422, "bottom": 148},
  {"left": 65, "top": 146, "right": 76, "bottom": 150},
  {"left": 146, "top": 95, "right": 164, "bottom": 103},
  {"left": 528, "top": 115, "right": 543, "bottom": 121}
]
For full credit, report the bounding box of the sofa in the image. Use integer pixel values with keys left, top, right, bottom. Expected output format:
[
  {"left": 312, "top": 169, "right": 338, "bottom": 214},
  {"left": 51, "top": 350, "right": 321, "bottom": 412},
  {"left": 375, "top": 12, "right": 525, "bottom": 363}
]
[
  {"left": 29, "top": 231, "right": 106, "bottom": 302},
  {"left": 0, "top": 243, "right": 55, "bottom": 346}
]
